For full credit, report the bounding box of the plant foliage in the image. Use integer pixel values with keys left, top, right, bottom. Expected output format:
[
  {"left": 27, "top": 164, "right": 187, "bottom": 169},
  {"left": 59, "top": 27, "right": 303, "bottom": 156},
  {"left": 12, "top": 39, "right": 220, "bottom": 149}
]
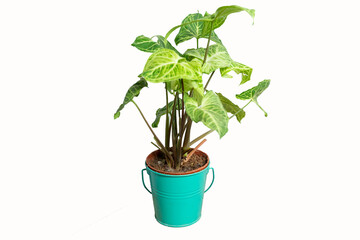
[{"left": 114, "top": 5, "right": 270, "bottom": 170}]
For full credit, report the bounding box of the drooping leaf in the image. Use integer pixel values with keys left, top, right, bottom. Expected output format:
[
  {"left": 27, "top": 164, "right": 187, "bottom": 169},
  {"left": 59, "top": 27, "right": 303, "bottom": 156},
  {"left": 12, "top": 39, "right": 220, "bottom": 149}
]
[
  {"left": 216, "top": 93, "right": 245, "bottom": 123},
  {"left": 155, "top": 35, "right": 182, "bottom": 56},
  {"left": 174, "top": 13, "right": 222, "bottom": 45},
  {"left": 131, "top": 35, "right": 161, "bottom": 53},
  {"left": 220, "top": 61, "right": 253, "bottom": 84},
  {"left": 141, "top": 48, "right": 202, "bottom": 83},
  {"left": 114, "top": 78, "right": 148, "bottom": 119},
  {"left": 236, "top": 79, "right": 270, "bottom": 117},
  {"left": 152, "top": 99, "right": 182, "bottom": 128},
  {"left": 202, "top": 5, "right": 255, "bottom": 36},
  {"left": 184, "top": 44, "right": 232, "bottom": 74},
  {"left": 184, "top": 91, "right": 229, "bottom": 138},
  {"left": 184, "top": 47, "right": 206, "bottom": 61}
]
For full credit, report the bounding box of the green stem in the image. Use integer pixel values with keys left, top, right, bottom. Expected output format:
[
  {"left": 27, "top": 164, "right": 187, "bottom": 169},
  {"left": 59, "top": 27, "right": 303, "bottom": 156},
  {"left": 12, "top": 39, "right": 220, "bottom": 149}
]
[
  {"left": 196, "top": 38, "right": 199, "bottom": 49},
  {"left": 183, "top": 118, "right": 192, "bottom": 149},
  {"left": 202, "top": 21, "right": 214, "bottom": 65},
  {"left": 187, "top": 130, "right": 213, "bottom": 149},
  {"left": 165, "top": 84, "right": 170, "bottom": 149},
  {"left": 151, "top": 142, "right": 160, "bottom": 150},
  {"left": 254, "top": 100, "right": 268, "bottom": 117},
  {"left": 177, "top": 79, "right": 186, "bottom": 168},
  {"left": 169, "top": 93, "right": 178, "bottom": 167},
  {"left": 131, "top": 100, "right": 174, "bottom": 164},
  {"left": 204, "top": 71, "right": 215, "bottom": 91}
]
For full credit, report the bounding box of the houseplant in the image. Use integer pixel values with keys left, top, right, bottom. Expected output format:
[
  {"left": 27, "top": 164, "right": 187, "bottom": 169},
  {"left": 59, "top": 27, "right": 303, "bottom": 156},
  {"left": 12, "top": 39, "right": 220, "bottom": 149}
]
[{"left": 114, "top": 5, "right": 270, "bottom": 227}]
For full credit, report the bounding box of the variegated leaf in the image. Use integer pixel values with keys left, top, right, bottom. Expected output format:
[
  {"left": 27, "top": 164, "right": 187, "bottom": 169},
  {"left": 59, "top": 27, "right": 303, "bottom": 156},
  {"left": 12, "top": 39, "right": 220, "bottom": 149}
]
[
  {"left": 174, "top": 13, "right": 222, "bottom": 45},
  {"left": 114, "top": 78, "right": 148, "bottom": 119},
  {"left": 152, "top": 98, "right": 182, "bottom": 128},
  {"left": 184, "top": 44, "right": 232, "bottom": 74},
  {"left": 220, "top": 61, "right": 253, "bottom": 84},
  {"left": 131, "top": 35, "right": 161, "bottom": 53},
  {"left": 216, "top": 92, "right": 245, "bottom": 123},
  {"left": 236, "top": 79, "right": 270, "bottom": 116},
  {"left": 132, "top": 35, "right": 181, "bottom": 55},
  {"left": 141, "top": 48, "right": 202, "bottom": 83},
  {"left": 184, "top": 91, "right": 228, "bottom": 138},
  {"left": 155, "top": 35, "right": 182, "bottom": 56},
  {"left": 202, "top": 5, "right": 255, "bottom": 36}
]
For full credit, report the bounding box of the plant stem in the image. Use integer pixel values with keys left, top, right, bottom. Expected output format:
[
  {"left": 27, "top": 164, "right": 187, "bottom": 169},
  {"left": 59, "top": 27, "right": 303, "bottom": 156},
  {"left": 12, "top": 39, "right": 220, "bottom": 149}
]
[
  {"left": 177, "top": 79, "right": 186, "bottom": 169},
  {"left": 204, "top": 71, "right": 215, "bottom": 91},
  {"left": 254, "top": 100, "right": 268, "bottom": 117},
  {"left": 202, "top": 21, "right": 214, "bottom": 65},
  {"left": 196, "top": 38, "right": 199, "bottom": 49},
  {"left": 183, "top": 118, "right": 192, "bottom": 148},
  {"left": 187, "top": 130, "right": 213, "bottom": 149},
  {"left": 170, "top": 93, "right": 178, "bottom": 167},
  {"left": 131, "top": 100, "right": 174, "bottom": 164},
  {"left": 151, "top": 142, "right": 160, "bottom": 149},
  {"left": 165, "top": 83, "right": 170, "bottom": 149}
]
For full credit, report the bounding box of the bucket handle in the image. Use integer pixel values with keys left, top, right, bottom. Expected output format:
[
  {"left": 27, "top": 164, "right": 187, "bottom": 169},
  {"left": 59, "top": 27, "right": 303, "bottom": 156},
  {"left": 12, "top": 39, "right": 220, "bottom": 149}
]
[
  {"left": 141, "top": 168, "right": 152, "bottom": 194},
  {"left": 204, "top": 167, "right": 215, "bottom": 193}
]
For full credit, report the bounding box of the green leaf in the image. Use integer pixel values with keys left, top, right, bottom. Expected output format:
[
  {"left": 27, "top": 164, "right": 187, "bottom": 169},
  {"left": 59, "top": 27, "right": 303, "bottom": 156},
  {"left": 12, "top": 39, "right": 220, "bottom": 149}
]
[
  {"left": 236, "top": 79, "right": 270, "bottom": 117},
  {"left": 131, "top": 35, "right": 181, "bottom": 55},
  {"left": 174, "top": 13, "right": 222, "bottom": 45},
  {"left": 184, "top": 44, "right": 232, "bottom": 74},
  {"left": 184, "top": 91, "right": 229, "bottom": 137},
  {"left": 131, "top": 35, "right": 161, "bottom": 53},
  {"left": 164, "top": 5, "right": 254, "bottom": 45},
  {"left": 202, "top": 5, "right": 255, "bottom": 35},
  {"left": 220, "top": 60, "right": 253, "bottom": 84},
  {"left": 114, "top": 78, "right": 148, "bottom": 119},
  {"left": 152, "top": 98, "right": 182, "bottom": 128},
  {"left": 216, "top": 93, "right": 245, "bottom": 123},
  {"left": 141, "top": 48, "right": 202, "bottom": 83},
  {"left": 155, "top": 35, "right": 182, "bottom": 56}
]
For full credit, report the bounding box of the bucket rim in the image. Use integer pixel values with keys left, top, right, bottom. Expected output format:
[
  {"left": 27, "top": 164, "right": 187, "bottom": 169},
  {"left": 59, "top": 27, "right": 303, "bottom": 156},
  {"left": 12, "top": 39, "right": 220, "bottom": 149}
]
[{"left": 145, "top": 149, "right": 210, "bottom": 177}]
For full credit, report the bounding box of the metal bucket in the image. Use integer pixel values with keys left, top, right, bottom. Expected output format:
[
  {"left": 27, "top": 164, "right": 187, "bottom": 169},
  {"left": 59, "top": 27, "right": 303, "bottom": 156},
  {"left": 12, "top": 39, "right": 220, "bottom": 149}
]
[{"left": 141, "top": 149, "right": 215, "bottom": 227}]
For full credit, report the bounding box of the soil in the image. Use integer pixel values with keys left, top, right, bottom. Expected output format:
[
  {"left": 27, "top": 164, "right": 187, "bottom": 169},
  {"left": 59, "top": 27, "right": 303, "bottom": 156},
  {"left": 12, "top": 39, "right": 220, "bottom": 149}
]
[{"left": 146, "top": 150, "right": 208, "bottom": 174}]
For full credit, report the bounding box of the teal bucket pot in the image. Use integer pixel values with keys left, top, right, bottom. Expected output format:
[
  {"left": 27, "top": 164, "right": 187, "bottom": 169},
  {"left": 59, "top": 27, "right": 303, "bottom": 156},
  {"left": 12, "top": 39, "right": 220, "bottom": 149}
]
[{"left": 141, "top": 149, "right": 215, "bottom": 227}]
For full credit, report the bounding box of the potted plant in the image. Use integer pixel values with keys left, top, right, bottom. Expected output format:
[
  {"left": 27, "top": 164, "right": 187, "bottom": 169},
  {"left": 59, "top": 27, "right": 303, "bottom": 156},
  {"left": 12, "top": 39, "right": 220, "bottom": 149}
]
[{"left": 114, "top": 5, "right": 270, "bottom": 227}]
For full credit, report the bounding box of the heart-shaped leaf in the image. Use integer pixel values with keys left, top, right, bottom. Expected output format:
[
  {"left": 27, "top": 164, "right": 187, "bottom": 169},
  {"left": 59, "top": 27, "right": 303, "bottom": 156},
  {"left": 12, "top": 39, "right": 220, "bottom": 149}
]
[
  {"left": 184, "top": 91, "right": 228, "bottom": 137},
  {"left": 131, "top": 35, "right": 161, "bottom": 53},
  {"left": 220, "top": 60, "right": 253, "bottom": 84},
  {"left": 141, "top": 48, "right": 202, "bottom": 83},
  {"left": 236, "top": 79, "right": 270, "bottom": 116},
  {"left": 114, "top": 78, "right": 148, "bottom": 119},
  {"left": 184, "top": 44, "right": 232, "bottom": 74},
  {"left": 174, "top": 13, "right": 222, "bottom": 45},
  {"left": 216, "top": 93, "right": 245, "bottom": 123}
]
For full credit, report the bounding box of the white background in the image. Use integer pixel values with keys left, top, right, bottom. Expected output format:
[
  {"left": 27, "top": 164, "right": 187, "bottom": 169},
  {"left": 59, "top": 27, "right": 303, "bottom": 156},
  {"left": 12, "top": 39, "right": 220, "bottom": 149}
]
[{"left": 1, "top": 0, "right": 359, "bottom": 239}]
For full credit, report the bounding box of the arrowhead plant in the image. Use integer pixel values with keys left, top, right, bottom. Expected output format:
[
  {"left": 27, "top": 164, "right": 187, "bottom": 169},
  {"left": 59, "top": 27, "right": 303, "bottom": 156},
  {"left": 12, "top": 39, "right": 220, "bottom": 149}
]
[{"left": 114, "top": 5, "right": 271, "bottom": 170}]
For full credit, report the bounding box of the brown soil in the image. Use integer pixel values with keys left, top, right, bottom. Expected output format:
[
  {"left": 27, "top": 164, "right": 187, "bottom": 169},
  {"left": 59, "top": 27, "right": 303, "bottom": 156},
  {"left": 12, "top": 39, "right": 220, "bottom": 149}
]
[{"left": 146, "top": 149, "right": 208, "bottom": 174}]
